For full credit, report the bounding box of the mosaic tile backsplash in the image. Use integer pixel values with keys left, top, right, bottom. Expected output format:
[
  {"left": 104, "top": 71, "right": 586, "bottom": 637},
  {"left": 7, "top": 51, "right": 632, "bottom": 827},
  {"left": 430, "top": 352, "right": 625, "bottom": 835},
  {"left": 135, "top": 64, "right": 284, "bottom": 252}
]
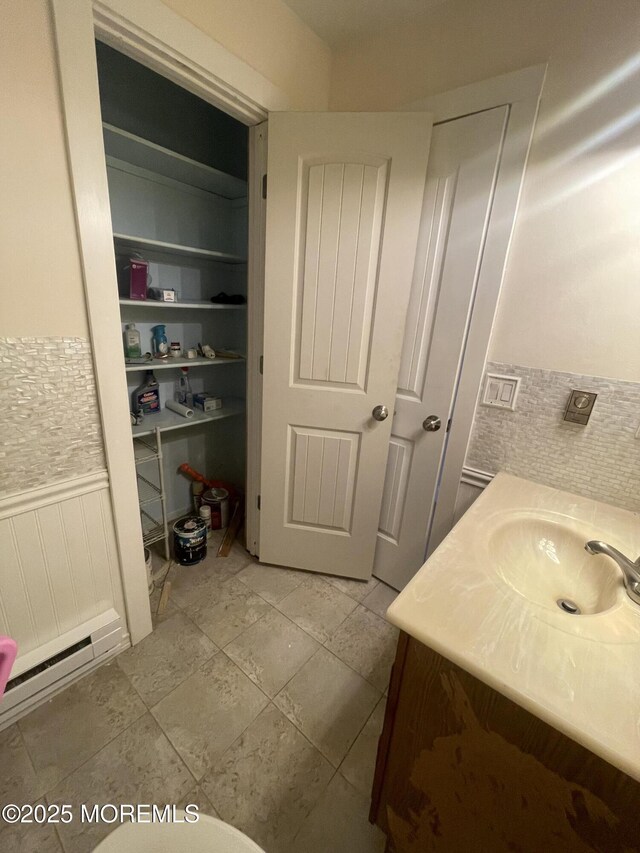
[
  {"left": 467, "top": 362, "right": 640, "bottom": 513},
  {"left": 0, "top": 337, "right": 106, "bottom": 496}
]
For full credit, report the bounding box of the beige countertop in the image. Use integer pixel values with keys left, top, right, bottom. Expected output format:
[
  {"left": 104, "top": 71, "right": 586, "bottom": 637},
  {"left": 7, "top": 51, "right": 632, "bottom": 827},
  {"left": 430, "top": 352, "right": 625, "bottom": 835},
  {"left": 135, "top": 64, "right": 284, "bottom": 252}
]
[{"left": 386, "top": 472, "right": 640, "bottom": 783}]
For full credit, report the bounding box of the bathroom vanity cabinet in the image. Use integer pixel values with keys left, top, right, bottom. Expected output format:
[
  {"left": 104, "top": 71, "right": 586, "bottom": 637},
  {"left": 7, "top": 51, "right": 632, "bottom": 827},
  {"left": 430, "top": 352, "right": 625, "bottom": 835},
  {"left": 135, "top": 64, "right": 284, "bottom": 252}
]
[{"left": 371, "top": 633, "right": 640, "bottom": 852}]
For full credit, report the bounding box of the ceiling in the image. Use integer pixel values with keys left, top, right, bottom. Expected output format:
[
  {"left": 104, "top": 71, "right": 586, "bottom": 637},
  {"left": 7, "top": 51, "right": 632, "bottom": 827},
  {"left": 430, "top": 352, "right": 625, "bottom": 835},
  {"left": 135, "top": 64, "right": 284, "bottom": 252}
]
[{"left": 283, "top": 0, "right": 449, "bottom": 48}]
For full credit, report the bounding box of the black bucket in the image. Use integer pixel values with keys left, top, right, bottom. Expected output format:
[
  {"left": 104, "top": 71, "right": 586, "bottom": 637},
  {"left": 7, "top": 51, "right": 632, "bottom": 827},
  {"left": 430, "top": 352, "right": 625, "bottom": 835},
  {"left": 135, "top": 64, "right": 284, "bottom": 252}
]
[{"left": 173, "top": 516, "right": 207, "bottom": 566}]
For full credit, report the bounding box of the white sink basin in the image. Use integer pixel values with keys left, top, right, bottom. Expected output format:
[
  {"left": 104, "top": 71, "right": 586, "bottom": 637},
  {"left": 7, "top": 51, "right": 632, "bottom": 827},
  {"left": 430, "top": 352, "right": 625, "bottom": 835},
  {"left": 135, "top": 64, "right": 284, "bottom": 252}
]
[
  {"left": 489, "top": 514, "right": 620, "bottom": 615},
  {"left": 385, "top": 473, "right": 640, "bottom": 784}
]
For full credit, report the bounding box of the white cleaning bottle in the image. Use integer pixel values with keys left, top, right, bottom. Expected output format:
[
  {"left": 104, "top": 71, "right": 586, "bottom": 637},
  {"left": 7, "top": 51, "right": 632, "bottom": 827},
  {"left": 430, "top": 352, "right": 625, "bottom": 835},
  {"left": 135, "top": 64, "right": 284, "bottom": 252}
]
[{"left": 174, "top": 367, "right": 193, "bottom": 407}]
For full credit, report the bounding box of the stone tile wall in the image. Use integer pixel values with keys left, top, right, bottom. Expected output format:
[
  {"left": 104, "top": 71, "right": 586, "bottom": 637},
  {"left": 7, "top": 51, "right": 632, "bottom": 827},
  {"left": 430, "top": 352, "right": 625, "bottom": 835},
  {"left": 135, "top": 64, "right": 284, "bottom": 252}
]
[
  {"left": 0, "top": 337, "right": 106, "bottom": 496},
  {"left": 466, "top": 362, "right": 640, "bottom": 513}
]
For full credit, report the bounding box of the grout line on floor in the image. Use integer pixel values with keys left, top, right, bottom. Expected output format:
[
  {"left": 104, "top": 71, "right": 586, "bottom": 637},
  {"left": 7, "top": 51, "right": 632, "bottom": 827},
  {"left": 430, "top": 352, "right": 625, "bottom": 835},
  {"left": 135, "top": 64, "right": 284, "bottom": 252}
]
[
  {"left": 39, "top": 706, "right": 158, "bottom": 802},
  {"left": 16, "top": 675, "right": 149, "bottom": 800},
  {"left": 18, "top": 563, "right": 392, "bottom": 828},
  {"left": 219, "top": 579, "right": 393, "bottom": 700},
  {"left": 335, "top": 693, "right": 384, "bottom": 780},
  {"left": 14, "top": 721, "right": 41, "bottom": 785}
]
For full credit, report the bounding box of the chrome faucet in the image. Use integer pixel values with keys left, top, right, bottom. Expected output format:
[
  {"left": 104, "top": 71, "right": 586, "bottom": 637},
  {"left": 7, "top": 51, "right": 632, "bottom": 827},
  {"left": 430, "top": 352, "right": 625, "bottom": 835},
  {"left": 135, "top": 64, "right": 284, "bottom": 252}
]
[{"left": 585, "top": 541, "right": 640, "bottom": 606}]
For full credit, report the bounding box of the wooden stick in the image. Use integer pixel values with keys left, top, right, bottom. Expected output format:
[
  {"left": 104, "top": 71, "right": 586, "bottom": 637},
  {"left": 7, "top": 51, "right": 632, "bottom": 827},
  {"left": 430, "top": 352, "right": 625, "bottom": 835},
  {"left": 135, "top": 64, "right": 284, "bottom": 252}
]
[
  {"left": 217, "top": 501, "right": 243, "bottom": 557},
  {"left": 156, "top": 580, "right": 172, "bottom": 616}
]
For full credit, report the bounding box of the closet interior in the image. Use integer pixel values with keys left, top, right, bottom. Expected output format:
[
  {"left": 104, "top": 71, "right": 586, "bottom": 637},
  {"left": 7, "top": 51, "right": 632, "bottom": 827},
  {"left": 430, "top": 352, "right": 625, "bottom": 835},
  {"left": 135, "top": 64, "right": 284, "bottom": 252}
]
[{"left": 95, "top": 42, "right": 249, "bottom": 556}]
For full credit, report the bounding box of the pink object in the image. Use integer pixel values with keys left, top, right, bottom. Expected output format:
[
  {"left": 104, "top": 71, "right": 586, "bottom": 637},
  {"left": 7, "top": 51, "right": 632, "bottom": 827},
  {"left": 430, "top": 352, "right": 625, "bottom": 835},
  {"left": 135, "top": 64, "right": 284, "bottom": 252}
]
[
  {"left": 0, "top": 636, "right": 17, "bottom": 699},
  {"left": 129, "top": 259, "right": 149, "bottom": 300}
]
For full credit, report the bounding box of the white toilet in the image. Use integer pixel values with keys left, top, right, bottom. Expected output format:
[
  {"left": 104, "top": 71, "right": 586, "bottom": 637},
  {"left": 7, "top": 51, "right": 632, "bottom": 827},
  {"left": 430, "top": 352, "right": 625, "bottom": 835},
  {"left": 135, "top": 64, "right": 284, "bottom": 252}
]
[{"left": 93, "top": 812, "right": 266, "bottom": 853}]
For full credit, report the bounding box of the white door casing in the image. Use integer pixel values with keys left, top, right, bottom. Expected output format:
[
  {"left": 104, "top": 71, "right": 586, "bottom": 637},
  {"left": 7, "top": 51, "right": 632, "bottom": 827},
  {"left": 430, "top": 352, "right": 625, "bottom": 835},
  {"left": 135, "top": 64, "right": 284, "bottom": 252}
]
[
  {"left": 51, "top": 0, "right": 282, "bottom": 646},
  {"left": 260, "top": 112, "right": 433, "bottom": 577},
  {"left": 374, "top": 106, "right": 509, "bottom": 591}
]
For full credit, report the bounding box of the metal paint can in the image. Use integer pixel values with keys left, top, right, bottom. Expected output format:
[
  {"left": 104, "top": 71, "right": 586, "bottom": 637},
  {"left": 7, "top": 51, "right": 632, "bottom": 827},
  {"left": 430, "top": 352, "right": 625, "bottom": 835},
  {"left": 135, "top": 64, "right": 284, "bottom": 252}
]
[
  {"left": 173, "top": 516, "right": 208, "bottom": 565},
  {"left": 144, "top": 547, "right": 153, "bottom": 594},
  {"left": 202, "top": 488, "right": 230, "bottom": 529}
]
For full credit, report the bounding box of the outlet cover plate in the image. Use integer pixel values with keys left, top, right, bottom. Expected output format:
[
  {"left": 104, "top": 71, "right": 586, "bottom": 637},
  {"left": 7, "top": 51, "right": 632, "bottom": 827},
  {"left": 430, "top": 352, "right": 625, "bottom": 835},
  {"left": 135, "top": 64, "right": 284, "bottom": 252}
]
[{"left": 482, "top": 373, "right": 521, "bottom": 411}]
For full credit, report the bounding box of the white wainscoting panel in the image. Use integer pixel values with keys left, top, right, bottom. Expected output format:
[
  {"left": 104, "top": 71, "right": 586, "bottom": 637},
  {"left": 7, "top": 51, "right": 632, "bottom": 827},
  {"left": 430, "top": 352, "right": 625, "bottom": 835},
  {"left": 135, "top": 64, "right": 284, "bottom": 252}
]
[
  {"left": 453, "top": 467, "right": 494, "bottom": 525},
  {"left": 0, "top": 473, "right": 126, "bottom": 664}
]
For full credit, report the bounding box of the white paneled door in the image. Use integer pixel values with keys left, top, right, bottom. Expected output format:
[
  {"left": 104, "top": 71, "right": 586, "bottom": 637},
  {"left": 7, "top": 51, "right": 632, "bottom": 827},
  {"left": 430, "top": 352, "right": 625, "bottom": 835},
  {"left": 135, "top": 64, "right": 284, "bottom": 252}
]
[
  {"left": 260, "top": 112, "right": 433, "bottom": 578},
  {"left": 374, "top": 106, "right": 509, "bottom": 590}
]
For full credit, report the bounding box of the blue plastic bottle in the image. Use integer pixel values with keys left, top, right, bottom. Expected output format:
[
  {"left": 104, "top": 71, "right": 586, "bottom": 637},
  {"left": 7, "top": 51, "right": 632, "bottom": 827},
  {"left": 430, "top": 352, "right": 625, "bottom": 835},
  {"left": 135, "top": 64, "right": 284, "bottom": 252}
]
[{"left": 151, "top": 325, "right": 169, "bottom": 357}]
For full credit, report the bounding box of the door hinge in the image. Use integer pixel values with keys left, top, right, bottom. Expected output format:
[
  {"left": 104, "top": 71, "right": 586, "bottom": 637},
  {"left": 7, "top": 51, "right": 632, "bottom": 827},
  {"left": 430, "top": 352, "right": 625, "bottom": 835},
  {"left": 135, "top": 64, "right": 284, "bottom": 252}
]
[
  {"left": 259, "top": 355, "right": 264, "bottom": 375},
  {"left": 257, "top": 495, "right": 261, "bottom": 510},
  {"left": 446, "top": 418, "right": 452, "bottom": 433},
  {"left": 262, "top": 174, "right": 267, "bottom": 199}
]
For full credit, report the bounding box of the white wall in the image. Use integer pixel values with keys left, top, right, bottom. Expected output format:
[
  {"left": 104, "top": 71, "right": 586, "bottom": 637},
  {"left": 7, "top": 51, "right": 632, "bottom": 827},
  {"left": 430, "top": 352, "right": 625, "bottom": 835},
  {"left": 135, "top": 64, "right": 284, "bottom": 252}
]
[
  {"left": 329, "top": 0, "right": 640, "bottom": 382},
  {"left": 0, "top": 0, "right": 88, "bottom": 337}
]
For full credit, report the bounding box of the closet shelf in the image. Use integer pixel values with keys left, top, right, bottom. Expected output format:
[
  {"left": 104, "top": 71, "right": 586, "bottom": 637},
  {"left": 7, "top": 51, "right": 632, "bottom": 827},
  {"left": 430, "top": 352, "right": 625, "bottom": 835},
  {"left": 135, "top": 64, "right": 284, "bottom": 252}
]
[
  {"left": 131, "top": 397, "right": 245, "bottom": 438},
  {"left": 103, "top": 123, "right": 247, "bottom": 200},
  {"left": 125, "top": 356, "right": 245, "bottom": 372},
  {"left": 113, "top": 233, "right": 247, "bottom": 265},
  {"left": 119, "top": 298, "right": 246, "bottom": 311}
]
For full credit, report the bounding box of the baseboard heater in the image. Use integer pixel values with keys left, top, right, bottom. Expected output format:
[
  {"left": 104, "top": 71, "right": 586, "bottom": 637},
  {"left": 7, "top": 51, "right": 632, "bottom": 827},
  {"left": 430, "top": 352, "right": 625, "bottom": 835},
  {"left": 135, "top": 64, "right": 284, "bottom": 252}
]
[{"left": 0, "top": 609, "right": 124, "bottom": 729}]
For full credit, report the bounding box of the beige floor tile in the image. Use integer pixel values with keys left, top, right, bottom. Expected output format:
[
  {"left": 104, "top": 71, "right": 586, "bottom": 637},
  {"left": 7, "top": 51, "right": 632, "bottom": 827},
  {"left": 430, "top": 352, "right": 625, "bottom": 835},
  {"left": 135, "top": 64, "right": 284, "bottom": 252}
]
[
  {"left": 18, "top": 660, "right": 146, "bottom": 791},
  {"left": 225, "top": 542, "right": 256, "bottom": 573},
  {"left": 183, "top": 576, "right": 273, "bottom": 647},
  {"left": 362, "top": 581, "right": 398, "bottom": 619},
  {"left": 339, "top": 697, "right": 387, "bottom": 797},
  {"left": 323, "top": 574, "right": 379, "bottom": 603},
  {"left": 276, "top": 576, "right": 357, "bottom": 643},
  {"left": 116, "top": 611, "right": 217, "bottom": 707},
  {"left": 0, "top": 725, "right": 44, "bottom": 804},
  {"left": 201, "top": 704, "right": 333, "bottom": 853},
  {"left": 225, "top": 609, "right": 319, "bottom": 697},
  {"left": 167, "top": 553, "right": 239, "bottom": 609},
  {"left": 291, "top": 773, "right": 386, "bottom": 853},
  {"left": 152, "top": 653, "right": 268, "bottom": 780},
  {"left": 48, "top": 714, "right": 192, "bottom": 853},
  {"left": 0, "top": 800, "right": 63, "bottom": 853},
  {"left": 274, "top": 648, "right": 379, "bottom": 767},
  {"left": 237, "top": 562, "right": 307, "bottom": 605},
  {"left": 326, "top": 605, "right": 399, "bottom": 691}
]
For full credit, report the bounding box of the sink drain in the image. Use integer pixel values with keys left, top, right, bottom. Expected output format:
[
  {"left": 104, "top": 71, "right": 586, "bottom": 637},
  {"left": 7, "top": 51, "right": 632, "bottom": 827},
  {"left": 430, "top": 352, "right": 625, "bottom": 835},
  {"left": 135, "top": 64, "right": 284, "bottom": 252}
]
[{"left": 557, "top": 598, "right": 581, "bottom": 615}]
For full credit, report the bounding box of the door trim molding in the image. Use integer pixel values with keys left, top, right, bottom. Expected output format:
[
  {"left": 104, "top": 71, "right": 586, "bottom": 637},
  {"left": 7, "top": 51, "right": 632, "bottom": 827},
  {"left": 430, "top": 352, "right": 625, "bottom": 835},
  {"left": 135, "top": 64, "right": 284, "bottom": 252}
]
[
  {"left": 92, "top": 0, "right": 281, "bottom": 124},
  {"left": 408, "top": 64, "right": 547, "bottom": 122},
  {"left": 49, "top": 0, "right": 282, "bottom": 643},
  {"left": 245, "top": 124, "right": 268, "bottom": 557},
  {"left": 406, "top": 65, "right": 547, "bottom": 558}
]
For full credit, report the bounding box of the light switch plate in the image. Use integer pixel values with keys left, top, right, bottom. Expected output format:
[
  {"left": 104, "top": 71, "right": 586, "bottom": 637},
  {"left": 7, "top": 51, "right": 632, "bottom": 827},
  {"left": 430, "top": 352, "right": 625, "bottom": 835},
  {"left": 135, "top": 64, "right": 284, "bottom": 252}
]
[{"left": 481, "top": 373, "right": 521, "bottom": 411}]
